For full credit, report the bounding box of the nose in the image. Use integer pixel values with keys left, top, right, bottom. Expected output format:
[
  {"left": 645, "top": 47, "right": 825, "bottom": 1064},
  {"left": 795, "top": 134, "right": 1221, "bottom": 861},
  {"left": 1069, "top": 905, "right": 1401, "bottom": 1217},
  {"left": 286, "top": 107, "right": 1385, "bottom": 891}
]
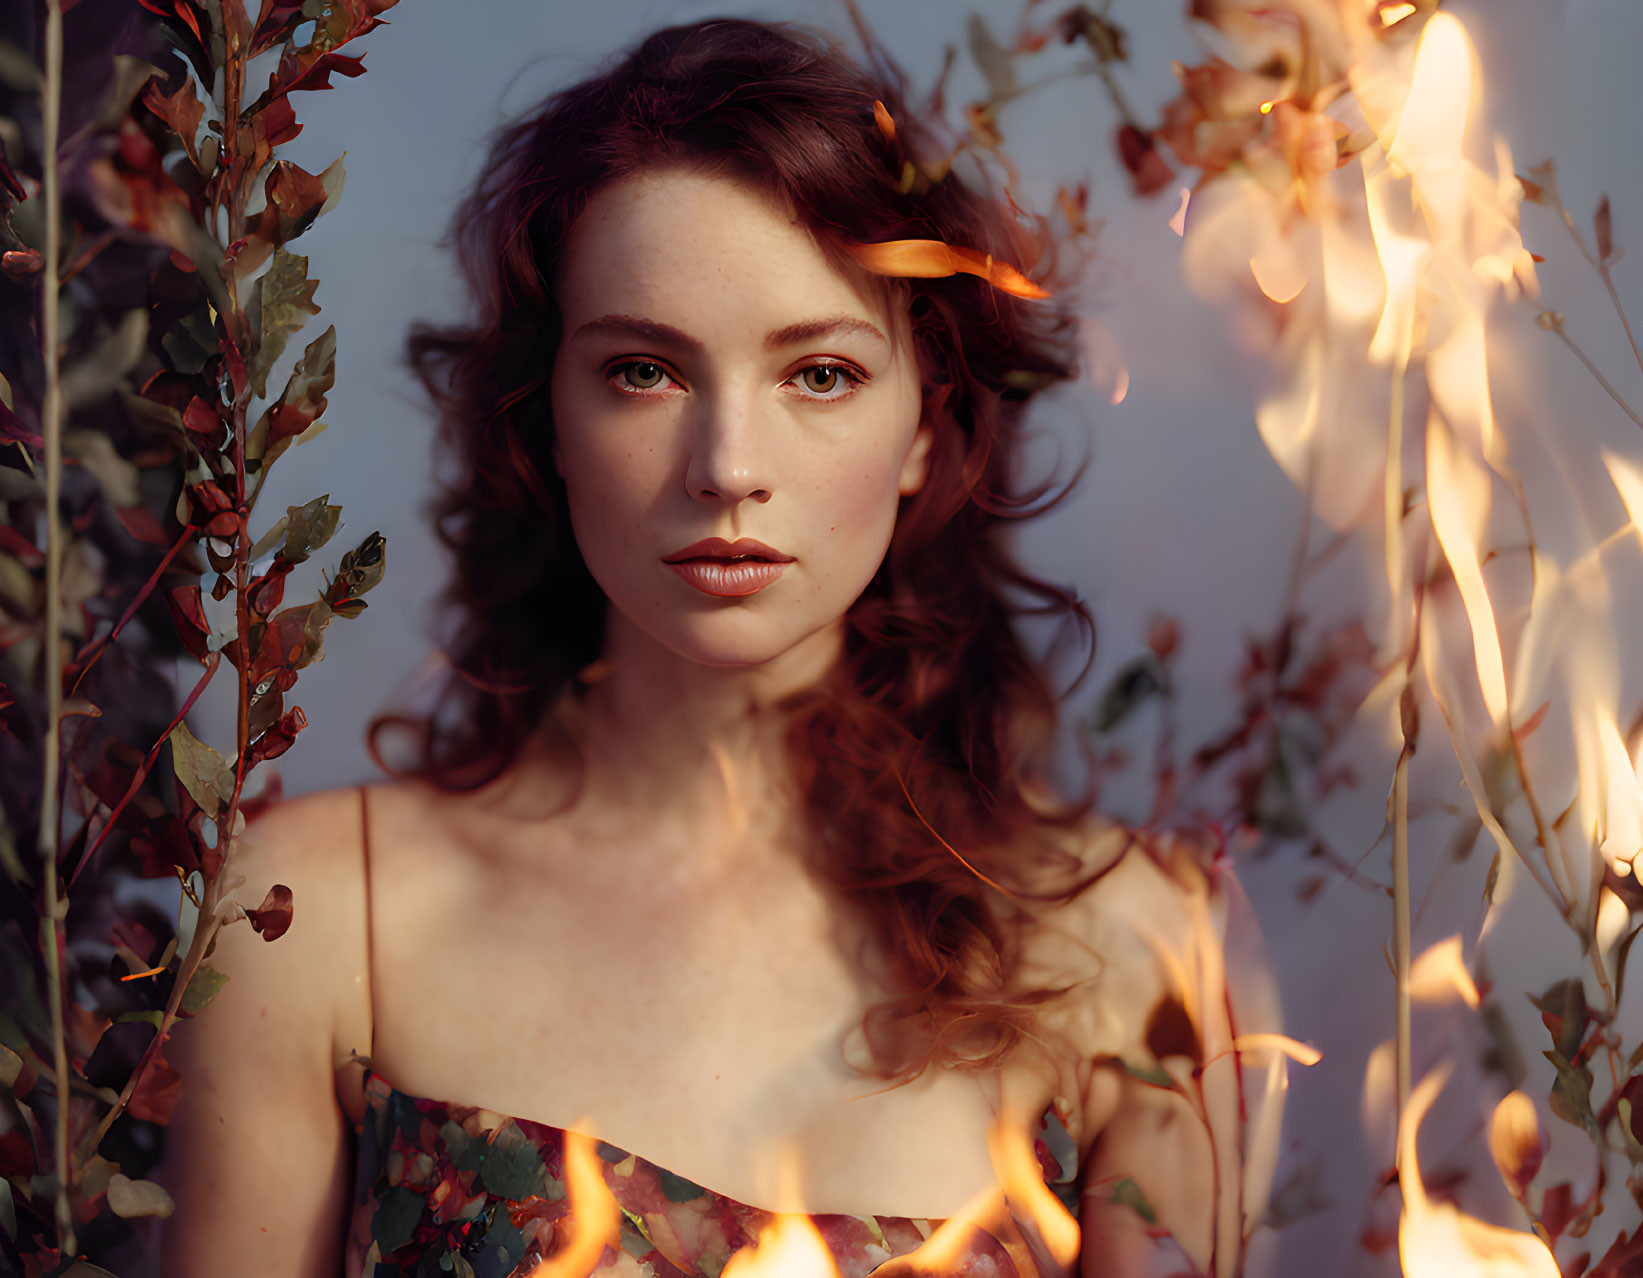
[{"left": 683, "top": 388, "right": 773, "bottom": 505}]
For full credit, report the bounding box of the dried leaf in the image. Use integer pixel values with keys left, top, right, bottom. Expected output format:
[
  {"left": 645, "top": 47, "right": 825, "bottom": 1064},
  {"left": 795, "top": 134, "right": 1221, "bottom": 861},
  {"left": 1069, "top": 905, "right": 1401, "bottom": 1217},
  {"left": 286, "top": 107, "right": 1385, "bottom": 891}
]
[
  {"left": 63, "top": 429, "right": 143, "bottom": 507},
  {"left": 248, "top": 324, "right": 336, "bottom": 460},
  {"left": 1542, "top": 1049, "right": 1597, "bottom": 1135},
  {"left": 326, "top": 529, "right": 385, "bottom": 615},
  {"left": 1521, "top": 159, "right": 1564, "bottom": 212},
  {"left": 280, "top": 494, "right": 341, "bottom": 563},
  {"left": 178, "top": 964, "right": 228, "bottom": 1016},
  {"left": 966, "top": 13, "right": 1017, "bottom": 100},
  {"left": 248, "top": 248, "right": 321, "bottom": 397},
  {"left": 106, "top": 1173, "right": 175, "bottom": 1219},
  {"left": 168, "top": 720, "right": 234, "bottom": 818},
  {"left": 142, "top": 73, "right": 205, "bottom": 167},
  {"left": 61, "top": 310, "right": 148, "bottom": 409},
  {"left": 1091, "top": 656, "right": 1166, "bottom": 732},
  {"left": 246, "top": 883, "right": 293, "bottom": 941},
  {"left": 127, "top": 1053, "right": 182, "bottom": 1124},
  {"left": 1595, "top": 194, "right": 1615, "bottom": 264}
]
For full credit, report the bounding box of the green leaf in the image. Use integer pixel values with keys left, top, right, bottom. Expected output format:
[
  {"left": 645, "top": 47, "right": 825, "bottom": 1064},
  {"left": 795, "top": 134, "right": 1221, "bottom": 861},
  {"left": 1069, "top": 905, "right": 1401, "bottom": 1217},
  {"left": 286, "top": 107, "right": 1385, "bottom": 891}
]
[
  {"left": 248, "top": 513, "right": 290, "bottom": 564},
  {"left": 1091, "top": 656, "right": 1166, "bottom": 733},
  {"left": 483, "top": 1205, "right": 528, "bottom": 1264},
  {"left": 372, "top": 1184, "right": 422, "bottom": 1254},
  {"left": 116, "top": 1010, "right": 165, "bottom": 1030},
  {"left": 1118, "top": 1056, "right": 1175, "bottom": 1089},
  {"left": 281, "top": 494, "right": 342, "bottom": 564},
  {"left": 658, "top": 1167, "right": 706, "bottom": 1203},
  {"left": 248, "top": 248, "right": 322, "bottom": 398},
  {"left": 474, "top": 1124, "right": 546, "bottom": 1200},
  {"left": 1107, "top": 1176, "right": 1157, "bottom": 1224},
  {"left": 179, "top": 965, "right": 229, "bottom": 1016},
  {"left": 1543, "top": 1049, "right": 1597, "bottom": 1135},
  {"left": 0, "top": 1176, "right": 13, "bottom": 1241},
  {"left": 168, "top": 721, "right": 235, "bottom": 818}
]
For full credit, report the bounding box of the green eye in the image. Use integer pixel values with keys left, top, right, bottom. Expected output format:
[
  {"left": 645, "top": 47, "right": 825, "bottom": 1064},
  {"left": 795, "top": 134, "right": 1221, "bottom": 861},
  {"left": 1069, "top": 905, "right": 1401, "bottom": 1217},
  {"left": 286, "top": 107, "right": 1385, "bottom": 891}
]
[{"left": 622, "top": 361, "right": 665, "bottom": 389}]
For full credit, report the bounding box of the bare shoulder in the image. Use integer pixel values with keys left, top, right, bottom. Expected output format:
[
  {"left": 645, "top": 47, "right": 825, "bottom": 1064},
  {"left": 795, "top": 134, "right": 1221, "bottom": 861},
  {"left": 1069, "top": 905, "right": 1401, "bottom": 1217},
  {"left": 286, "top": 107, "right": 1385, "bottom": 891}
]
[
  {"left": 1016, "top": 821, "right": 1218, "bottom": 1061},
  {"left": 157, "top": 781, "right": 382, "bottom": 1274}
]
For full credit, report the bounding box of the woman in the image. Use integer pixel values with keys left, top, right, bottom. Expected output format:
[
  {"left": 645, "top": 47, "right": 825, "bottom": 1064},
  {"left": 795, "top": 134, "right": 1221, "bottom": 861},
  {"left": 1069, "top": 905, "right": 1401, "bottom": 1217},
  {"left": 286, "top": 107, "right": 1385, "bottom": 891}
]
[{"left": 160, "top": 17, "right": 1283, "bottom": 1278}]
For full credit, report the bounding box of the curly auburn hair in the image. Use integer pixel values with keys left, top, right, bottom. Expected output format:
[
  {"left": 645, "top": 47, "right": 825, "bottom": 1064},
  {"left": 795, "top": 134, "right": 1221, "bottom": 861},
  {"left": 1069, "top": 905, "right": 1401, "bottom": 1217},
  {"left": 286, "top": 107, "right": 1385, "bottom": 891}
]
[{"left": 369, "top": 17, "right": 1115, "bottom": 1083}]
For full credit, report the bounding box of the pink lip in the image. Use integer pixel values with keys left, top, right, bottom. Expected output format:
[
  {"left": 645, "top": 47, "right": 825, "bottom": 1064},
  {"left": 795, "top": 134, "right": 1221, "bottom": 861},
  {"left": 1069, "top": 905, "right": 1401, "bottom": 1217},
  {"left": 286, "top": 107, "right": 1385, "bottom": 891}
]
[
  {"left": 662, "top": 537, "right": 794, "bottom": 564},
  {"left": 668, "top": 559, "right": 788, "bottom": 597}
]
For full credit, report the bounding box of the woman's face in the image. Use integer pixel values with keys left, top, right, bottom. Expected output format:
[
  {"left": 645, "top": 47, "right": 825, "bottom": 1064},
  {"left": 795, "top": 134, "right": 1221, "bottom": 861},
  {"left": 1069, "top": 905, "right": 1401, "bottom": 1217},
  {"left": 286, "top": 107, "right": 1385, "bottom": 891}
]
[{"left": 550, "top": 167, "right": 931, "bottom": 675}]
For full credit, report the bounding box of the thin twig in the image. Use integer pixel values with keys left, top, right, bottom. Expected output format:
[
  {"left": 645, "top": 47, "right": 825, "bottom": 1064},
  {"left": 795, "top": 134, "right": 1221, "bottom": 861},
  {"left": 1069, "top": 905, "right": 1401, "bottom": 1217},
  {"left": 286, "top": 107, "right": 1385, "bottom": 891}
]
[
  {"left": 36, "top": 0, "right": 75, "bottom": 1252},
  {"left": 65, "top": 653, "right": 220, "bottom": 889},
  {"left": 1545, "top": 318, "right": 1643, "bottom": 430}
]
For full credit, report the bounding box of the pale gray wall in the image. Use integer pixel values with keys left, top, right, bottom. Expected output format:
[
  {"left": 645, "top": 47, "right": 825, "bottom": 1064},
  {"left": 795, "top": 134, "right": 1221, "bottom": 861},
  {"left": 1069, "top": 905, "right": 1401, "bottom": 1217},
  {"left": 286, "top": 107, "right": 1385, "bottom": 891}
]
[{"left": 178, "top": 2, "right": 1643, "bottom": 1273}]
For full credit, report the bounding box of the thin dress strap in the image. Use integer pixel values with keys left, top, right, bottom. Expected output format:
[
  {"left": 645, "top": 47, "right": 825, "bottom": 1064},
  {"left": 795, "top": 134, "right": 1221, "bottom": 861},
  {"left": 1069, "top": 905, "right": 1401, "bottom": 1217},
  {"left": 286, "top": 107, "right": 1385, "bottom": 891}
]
[{"left": 357, "top": 784, "right": 378, "bottom": 1071}]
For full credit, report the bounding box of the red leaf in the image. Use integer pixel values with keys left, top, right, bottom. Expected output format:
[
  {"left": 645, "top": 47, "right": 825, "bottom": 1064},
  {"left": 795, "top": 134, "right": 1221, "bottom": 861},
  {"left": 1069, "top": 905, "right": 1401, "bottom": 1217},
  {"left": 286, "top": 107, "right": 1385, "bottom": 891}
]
[
  {"left": 127, "top": 1053, "right": 183, "bottom": 1124},
  {"left": 246, "top": 882, "right": 293, "bottom": 941},
  {"left": 246, "top": 159, "right": 329, "bottom": 245},
  {"left": 0, "top": 522, "right": 42, "bottom": 569},
  {"left": 246, "top": 705, "right": 307, "bottom": 766},
  {"left": 1116, "top": 123, "right": 1176, "bottom": 198},
  {"left": 114, "top": 504, "right": 170, "bottom": 547},
  {"left": 1591, "top": 1226, "right": 1643, "bottom": 1278},
  {"left": 165, "top": 584, "right": 212, "bottom": 661},
  {"left": 142, "top": 76, "right": 206, "bottom": 165},
  {"left": 1540, "top": 1181, "right": 1575, "bottom": 1243}
]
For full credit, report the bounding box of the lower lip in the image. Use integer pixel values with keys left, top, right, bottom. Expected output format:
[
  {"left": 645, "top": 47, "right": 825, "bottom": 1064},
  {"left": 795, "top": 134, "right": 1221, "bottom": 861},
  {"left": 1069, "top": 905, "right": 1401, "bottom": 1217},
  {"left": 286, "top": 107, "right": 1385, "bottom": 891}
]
[{"left": 666, "top": 558, "right": 789, "bottom": 597}]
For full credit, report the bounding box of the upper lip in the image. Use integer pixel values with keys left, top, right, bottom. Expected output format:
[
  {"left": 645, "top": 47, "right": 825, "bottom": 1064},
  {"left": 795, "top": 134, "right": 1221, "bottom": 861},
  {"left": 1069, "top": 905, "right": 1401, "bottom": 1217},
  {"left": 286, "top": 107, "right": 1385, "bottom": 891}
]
[{"left": 663, "top": 537, "right": 794, "bottom": 563}]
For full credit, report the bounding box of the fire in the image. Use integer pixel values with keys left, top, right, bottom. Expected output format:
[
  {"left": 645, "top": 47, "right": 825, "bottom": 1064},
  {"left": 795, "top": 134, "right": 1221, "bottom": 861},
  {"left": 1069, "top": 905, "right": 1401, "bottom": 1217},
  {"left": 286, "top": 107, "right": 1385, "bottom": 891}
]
[
  {"left": 1168, "top": 0, "right": 1628, "bottom": 1273},
  {"left": 718, "top": 1213, "right": 838, "bottom": 1278},
  {"left": 521, "top": 1128, "right": 621, "bottom": 1278},
  {"left": 1406, "top": 935, "right": 1481, "bottom": 1008},
  {"left": 1397, "top": 1069, "right": 1559, "bottom": 1278}
]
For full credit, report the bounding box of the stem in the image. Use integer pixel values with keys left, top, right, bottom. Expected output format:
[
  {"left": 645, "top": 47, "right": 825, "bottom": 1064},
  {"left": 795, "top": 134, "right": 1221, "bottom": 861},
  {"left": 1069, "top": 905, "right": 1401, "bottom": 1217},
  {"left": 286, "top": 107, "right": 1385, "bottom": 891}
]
[
  {"left": 1392, "top": 742, "right": 1412, "bottom": 1127},
  {"left": 65, "top": 652, "right": 220, "bottom": 889},
  {"left": 36, "top": 0, "right": 75, "bottom": 1251},
  {"left": 1548, "top": 322, "right": 1643, "bottom": 430},
  {"left": 66, "top": 521, "right": 198, "bottom": 698}
]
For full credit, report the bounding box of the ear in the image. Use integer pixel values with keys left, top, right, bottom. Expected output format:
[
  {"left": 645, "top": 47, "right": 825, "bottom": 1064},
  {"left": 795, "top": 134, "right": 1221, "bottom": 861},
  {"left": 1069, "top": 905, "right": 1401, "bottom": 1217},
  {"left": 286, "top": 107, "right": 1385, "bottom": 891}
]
[{"left": 898, "top": 420, "right": 934, "bottom": 496}]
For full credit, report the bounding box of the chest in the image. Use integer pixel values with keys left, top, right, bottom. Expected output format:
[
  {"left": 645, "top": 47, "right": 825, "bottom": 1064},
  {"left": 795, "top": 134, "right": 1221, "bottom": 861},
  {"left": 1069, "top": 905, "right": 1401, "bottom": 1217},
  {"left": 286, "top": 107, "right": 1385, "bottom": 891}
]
[{"left": 347, "top": 792, "right": 1055, "bottom": 1219}]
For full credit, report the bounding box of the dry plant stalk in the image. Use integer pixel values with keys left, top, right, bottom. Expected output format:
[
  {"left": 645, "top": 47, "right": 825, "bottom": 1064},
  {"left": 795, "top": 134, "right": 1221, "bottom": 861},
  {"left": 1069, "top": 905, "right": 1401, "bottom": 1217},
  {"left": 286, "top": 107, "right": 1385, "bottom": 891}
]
[{"left": 0, "top": 0, "right": 392, "bottom": 1267}]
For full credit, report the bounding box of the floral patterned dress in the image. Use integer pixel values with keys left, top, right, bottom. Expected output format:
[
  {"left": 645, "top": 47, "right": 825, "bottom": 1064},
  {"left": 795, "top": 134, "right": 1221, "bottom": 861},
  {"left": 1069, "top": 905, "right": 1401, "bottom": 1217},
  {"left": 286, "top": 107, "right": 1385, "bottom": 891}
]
[{"left": 344, "top": 1068, "right": 1083, "bottom": 1278}]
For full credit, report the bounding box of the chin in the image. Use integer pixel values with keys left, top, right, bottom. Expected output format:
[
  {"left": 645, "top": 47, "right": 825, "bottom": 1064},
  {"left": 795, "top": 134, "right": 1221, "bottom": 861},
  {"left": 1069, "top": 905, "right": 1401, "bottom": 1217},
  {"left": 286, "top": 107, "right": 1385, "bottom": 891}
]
[{"left": 653, "top": 612, "right": 843, "bottom": 680}]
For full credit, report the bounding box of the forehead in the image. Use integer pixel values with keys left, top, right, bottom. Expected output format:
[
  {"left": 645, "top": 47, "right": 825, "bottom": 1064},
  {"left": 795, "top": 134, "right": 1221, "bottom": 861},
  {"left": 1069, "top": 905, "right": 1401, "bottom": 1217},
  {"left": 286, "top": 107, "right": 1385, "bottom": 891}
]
[{"left": 556, "top": 167, "right": 903, "bottom": 336}]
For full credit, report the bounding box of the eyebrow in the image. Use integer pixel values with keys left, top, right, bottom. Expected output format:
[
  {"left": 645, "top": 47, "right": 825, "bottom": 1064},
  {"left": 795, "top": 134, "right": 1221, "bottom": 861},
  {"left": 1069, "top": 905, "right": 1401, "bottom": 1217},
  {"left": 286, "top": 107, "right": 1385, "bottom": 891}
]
[{"left": 568, "top": 313, "right": 889, "bottom": 352}]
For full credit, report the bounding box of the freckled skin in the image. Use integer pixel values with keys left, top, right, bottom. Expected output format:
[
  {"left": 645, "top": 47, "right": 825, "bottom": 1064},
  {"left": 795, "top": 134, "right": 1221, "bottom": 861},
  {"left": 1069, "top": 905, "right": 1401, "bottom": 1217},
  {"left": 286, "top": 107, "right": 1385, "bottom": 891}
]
[{"left": 549, "top": 168, "right": 932, "bottom": 674}]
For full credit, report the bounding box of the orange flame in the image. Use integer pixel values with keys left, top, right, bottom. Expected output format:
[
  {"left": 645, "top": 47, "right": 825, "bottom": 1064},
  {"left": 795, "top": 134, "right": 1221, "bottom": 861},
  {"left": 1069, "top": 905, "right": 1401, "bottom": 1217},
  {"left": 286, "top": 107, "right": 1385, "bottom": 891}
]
[
  {"left": 846, "top": 239, "right": 1051, "bottom": 299},
  {"left": 521, "top": 1127, "right": 621, "bottom": 1277},
  {"left": 1407, "top": 934, "right": 1482, "bottom": 1008},
  {"left": 1397, "top": 1069, "right": 1559, "bottom": 1277}
]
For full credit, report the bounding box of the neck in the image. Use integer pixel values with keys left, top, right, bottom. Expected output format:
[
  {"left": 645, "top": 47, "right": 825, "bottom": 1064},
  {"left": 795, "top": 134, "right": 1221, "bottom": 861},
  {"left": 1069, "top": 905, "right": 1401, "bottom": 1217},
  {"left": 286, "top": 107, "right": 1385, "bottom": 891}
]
[{"left": 570, "top": 612, "right": 843, "bottom": 847}]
